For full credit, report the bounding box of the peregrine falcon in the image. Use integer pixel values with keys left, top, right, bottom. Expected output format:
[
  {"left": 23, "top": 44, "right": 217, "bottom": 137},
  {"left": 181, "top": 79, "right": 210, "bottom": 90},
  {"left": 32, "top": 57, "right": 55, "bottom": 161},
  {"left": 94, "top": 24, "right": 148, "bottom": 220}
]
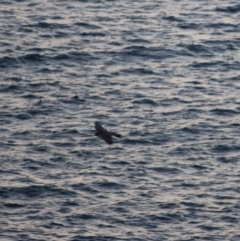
[{"left": 94, "top": 122, "right": 122, "bottom": 145}]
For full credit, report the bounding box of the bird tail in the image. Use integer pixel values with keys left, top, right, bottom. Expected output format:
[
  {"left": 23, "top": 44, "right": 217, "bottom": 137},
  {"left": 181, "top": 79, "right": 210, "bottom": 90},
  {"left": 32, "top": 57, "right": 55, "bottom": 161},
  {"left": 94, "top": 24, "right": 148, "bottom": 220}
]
[{"left": 112, "top": 133, "right": 122, "bottom": 138}]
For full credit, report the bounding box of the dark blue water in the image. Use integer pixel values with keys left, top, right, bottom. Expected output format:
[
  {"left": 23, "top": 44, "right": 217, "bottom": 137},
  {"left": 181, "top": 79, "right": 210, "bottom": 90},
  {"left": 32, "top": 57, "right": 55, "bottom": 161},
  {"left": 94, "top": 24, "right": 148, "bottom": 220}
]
[{"left": 1, "top": 1, "right": 240, "bottom": 240}]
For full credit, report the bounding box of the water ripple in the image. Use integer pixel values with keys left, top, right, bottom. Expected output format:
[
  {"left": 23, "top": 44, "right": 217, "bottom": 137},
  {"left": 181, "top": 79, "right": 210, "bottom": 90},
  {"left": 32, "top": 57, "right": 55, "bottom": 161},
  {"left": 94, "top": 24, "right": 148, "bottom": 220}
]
[{"left": 1, "top": 0, "right": 240, "bottom": 240}]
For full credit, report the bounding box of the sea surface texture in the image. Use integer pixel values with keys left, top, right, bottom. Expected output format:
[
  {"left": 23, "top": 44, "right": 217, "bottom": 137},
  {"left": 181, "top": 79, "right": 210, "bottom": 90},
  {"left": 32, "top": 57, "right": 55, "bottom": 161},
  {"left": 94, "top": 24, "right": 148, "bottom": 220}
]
[{"left": 1, "top": 1, "right": 240, "bottom": 240}]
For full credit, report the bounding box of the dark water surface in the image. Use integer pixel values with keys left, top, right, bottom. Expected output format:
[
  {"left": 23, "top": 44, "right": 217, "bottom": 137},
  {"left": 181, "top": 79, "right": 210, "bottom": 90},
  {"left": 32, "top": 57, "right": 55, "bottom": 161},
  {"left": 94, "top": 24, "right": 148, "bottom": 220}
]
[{"left": 1, "top": 1, "right": 240, "bottom": 240}]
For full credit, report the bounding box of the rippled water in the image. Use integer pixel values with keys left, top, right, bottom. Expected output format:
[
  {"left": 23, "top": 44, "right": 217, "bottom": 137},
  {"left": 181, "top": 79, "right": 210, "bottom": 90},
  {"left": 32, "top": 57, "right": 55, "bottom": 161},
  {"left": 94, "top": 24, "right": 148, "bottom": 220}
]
[{"left": 1, "top": 1, "right": 240, "bottom": 240}]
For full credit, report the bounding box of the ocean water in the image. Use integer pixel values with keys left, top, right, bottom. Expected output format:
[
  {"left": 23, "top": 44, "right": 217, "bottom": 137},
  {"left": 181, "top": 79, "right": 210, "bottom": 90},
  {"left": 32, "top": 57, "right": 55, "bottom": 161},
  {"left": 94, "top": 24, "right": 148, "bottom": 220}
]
[{"left": 1, "top": 0, "right": 240, "bottom": 240}]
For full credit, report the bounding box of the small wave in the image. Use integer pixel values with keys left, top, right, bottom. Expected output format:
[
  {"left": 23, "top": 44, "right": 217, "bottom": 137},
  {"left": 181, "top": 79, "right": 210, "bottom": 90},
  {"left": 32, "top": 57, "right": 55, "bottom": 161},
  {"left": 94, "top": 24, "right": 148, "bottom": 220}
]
[
  {"left": 72, "top": 213, "right": 96, "bottom": 220},
  {"left": 12, "top": 130, "right": 32, "bottom": 136},
  {"left": 53, "top": 51, "right": 98, "bottom": 62},
  {"left": 147, "top": 214, "right": 172, "bottom": 223},
  {"left": 210, "top": 108, "right": 239, "bottom": 116},
  {"left": 0, "top": 84, "right": 22, "bottom": 93},
  {"left": 93, "top": 180, "right": 125, "bottom": 189},
  {"left": 160, "top": 97, "right": 188, "bottom": 106},
  {"left": 123, "top": 138, "right": 152, "bottom": 145},
  {"left": 74, "top": 22, "right": 101, "bottom": 29},
  {"left": 127, "top": 37, "right": 151, "bottom": 44},
  {"left": 121, "top": 45, "right": 175, "bottom": 59},
  {"left": 25, "top": 22, "right": 69, "bottom": 29},
  {"left": 59, "top": 96, "right": 85, "bottom": 105},
  {"left": 0, "top": 56, "right": 20, "bottom": 68},
  {"left": 35, "top": 144, "right": 51, "bottom": 152},
  {"left": 211, "top": 144, "right": 240, "bottom": 153},
  {"left": 70, "top": 235, "right": 118, "bottom": 241},
  {"left": 180, "top": 201, "right": 205, "bottom": 208},
  {"left": 72, "top": 183, "right": 98, "bottom": 193},
  {"left": 21, "top": 94, "right": 39, "bottom": 99},
  {"left": 217, "top": 156, "right": 238, "bottom": 163},
  {"left": 60, "top": 129, "right": 79, "bottom": 135},
  {"left": 120, "top": 67, "right": 155, "bottom": 75},
  {"left": 162, "top": 110, "right": 182, "bottom": 116},
  {"left": 205, "top": 22, "right": 237, "bottom": 30},
  {"left": 132, "top": 98, "right": 157, "bottom": 105},
  {"left": 52, "top": 142, "right": 75, "bottom": 148},
  {"left": 27, "top": 109, "right": 51, "bottom": 116},
  {"left": 81, "top": 32, "right": 106, "bottom": 37},
  {"left": 158, "top": 202, "right": 180, "bottom": 209},
  {"left": 22, "top": 53, "right": 45, "bottom": 62},
  {"left": 111, "top": 160, "right": 130, "bottom": 165},
  {"left": 104, "top": 89, "right": 122, "bottom": 95},
  {"left": 15, "top": 113, "right": 32, "bottom": 120},
  {"left": 168, "top": 146, "right": 191, "bottom": 156},
  {"left": 151, "top": 166, "right": 180, "bottom": 174},
  {"left": 220, "top": 215, "right": 238, "bottom": 223},
  {"left": 190, "top": 164, "right": 208, "bottom": 170},
  {"left": 3, "top": 202, "right": 25, "bottom": 209},
  {"left": 216, "top": 4, "right": 240, "bottom": 13},
  {"left": 177, "top": 22, "right": 201, "bottom": 30},
  {"left": 27, "top": 100, "right": 63, "bottom": 116},
  {"left": 181, "top": 126, "right": 201, "bottom": 135},
  {"left": 0, "top": 185, "right": 76, "bottom": 199},
  {"left": 179, "top": 43, "right": 213, "bottom": 57},
  {"left": 63, "top": 200, "right": 79, "bottom": 207},
  {"left": 189, "top": 60, "right": 224, "bottom": 68},
  {"left": 162, "top": 15, "right": 183, "bottom": 22},
  {"left": 198, "top": 225, "right": 221, "bottom": 231}
]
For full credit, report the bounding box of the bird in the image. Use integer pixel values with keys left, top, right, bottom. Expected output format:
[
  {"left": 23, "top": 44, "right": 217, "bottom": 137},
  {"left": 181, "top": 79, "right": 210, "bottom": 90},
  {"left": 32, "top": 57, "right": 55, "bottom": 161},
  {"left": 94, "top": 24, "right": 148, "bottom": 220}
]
[{"left": 94, "top": 122, "right": 122, "bottom": 145}]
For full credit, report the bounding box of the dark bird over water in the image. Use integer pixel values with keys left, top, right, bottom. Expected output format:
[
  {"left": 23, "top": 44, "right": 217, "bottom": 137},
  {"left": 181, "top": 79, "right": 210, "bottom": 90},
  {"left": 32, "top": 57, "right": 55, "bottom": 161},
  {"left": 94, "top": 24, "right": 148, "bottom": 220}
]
[{"left": 94, "top": 122, "right": 122, "bottom": 145}]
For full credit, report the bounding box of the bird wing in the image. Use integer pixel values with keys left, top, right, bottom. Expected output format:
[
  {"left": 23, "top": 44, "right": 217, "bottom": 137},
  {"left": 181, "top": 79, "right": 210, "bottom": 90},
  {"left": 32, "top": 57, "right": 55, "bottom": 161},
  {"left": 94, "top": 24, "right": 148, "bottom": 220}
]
[
  {"left": 102, "top": 135, "right": 113, "bottom": 145},
  {"left": 109, "top": 132, "right": 122, "bottom": 138},
  {"left": 95, "top": 122, "right": 105, "bottom": 132}
]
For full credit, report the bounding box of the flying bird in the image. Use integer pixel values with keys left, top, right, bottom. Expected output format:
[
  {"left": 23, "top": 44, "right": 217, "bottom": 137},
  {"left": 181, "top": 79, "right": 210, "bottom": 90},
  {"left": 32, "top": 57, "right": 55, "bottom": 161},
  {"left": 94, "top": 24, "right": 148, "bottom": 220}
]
[{"left": 94, "top": 122, "right": 122, "bottom": 145}]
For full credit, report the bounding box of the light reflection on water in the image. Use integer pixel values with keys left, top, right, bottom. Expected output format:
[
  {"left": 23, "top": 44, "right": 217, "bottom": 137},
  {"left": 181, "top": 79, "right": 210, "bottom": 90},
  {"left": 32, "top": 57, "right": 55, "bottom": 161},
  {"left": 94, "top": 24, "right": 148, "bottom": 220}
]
[{"left": 1, "top": 0, "right": 240, "bottom": 240}]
